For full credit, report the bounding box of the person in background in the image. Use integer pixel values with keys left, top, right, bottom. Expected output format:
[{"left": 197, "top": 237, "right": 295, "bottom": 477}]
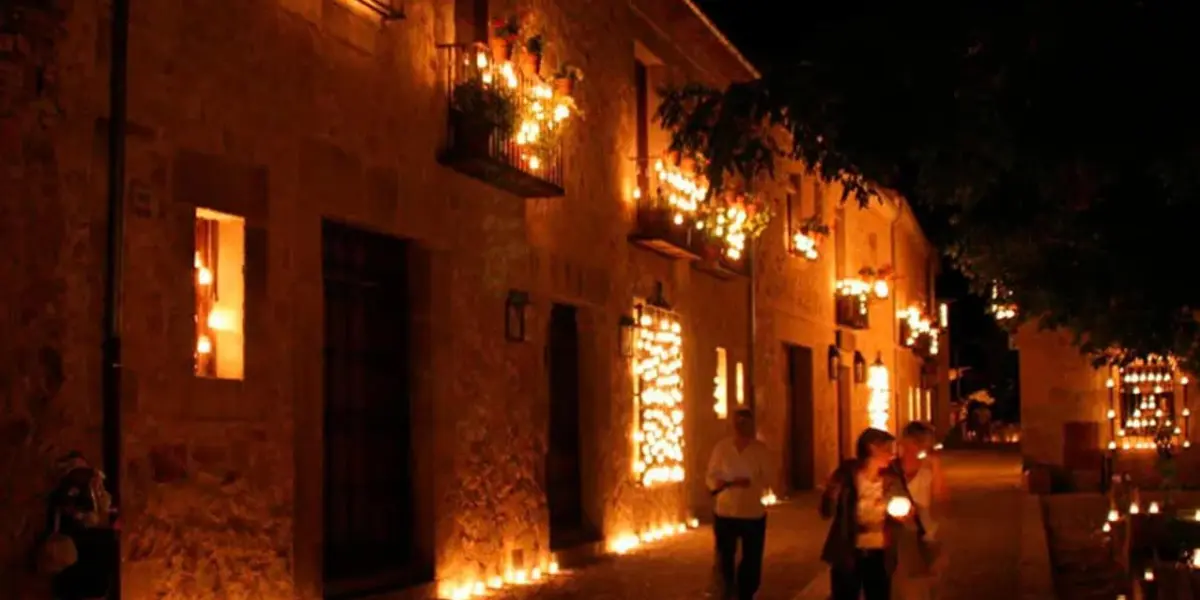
[
  {"left": 892, "top": 421, "right": 948, "bottom": 600},
  {"left": 819, "top": 428, "right": 908, "bottom": 600},
  {"left": 706, "top": 408, "right": 775, "bottom": 600}
]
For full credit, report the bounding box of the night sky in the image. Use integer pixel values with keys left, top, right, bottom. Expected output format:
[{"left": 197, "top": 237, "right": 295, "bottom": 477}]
[{"left": 694, "top": 0, "right": 1020, "bottom": 420}]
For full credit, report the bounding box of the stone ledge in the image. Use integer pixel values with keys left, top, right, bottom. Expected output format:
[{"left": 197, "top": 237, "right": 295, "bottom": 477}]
[{"left": 1018, "top": 495, "right": 1056, "bottom": 599}]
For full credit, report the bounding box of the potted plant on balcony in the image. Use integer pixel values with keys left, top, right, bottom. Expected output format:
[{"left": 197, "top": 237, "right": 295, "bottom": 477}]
[
  {"left": 553, "top": 64, "right": 583, "bottom": 96},
  {"left": 799, "top": 214, "right": 831, "bottom": 238},
  {"left": 490, "top": 16, "right": 520, "bottom": 62},
  {"left": 523, "top": 33, "right": 544, "bottom": 77},
  {"left": 451, "top": 78, "right": 517, "bottom": 157}
]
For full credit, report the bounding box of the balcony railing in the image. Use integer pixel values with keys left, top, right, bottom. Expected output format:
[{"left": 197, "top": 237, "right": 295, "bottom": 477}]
[
  {"left": 630, "top": 202, "right": 703, "bottom": 260},
  {"left": 438, "top": 43, "right": 565, "bottom": 198},
  {"left": 836, "top": 294, "right": 869, "bottom": 329},
  {"left": 900, "top": 321, "right": 935, "bottom": 357},
  {"left": 694, "top": 252, "right": 748, "bottom": 279}
]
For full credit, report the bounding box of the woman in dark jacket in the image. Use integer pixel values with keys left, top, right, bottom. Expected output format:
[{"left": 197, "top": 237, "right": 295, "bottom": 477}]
[{"left": 819, "top": 428, "right": 910, "bottom": 600}]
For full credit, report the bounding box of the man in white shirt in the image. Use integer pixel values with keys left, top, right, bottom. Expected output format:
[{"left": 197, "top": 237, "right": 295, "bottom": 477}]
[{"left": 706, "top": 408, "right": 776, "bottom": 600}]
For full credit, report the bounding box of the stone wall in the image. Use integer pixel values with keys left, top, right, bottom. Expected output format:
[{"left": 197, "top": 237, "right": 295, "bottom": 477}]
[
  {"left": 1016, "top": 324, "right": 1200, "bottom": 491},
  {"left": 0, "top": 0, "right": 942, "bottom": 597},
  {"left": 1016, "top": 325, "right": 1107, "bottom": 469}
]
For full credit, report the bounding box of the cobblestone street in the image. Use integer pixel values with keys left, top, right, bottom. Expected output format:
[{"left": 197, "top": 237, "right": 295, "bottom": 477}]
[{"left": 474, "top": 450, "right": 1041, "bottom": 600}]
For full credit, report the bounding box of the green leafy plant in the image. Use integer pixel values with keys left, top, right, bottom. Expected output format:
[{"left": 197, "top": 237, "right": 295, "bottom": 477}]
[
  {"left": 800, "top": 215, "right": 831, "bottom": 236},
  {"left": 554, "top": 64, "right": 584, "bottom": 83},
  {"left": 491, "top": 16, "right": 519, "bottom": 41},
  {"left": 451, "top": 79, "right": 517, "bottom": 136}
]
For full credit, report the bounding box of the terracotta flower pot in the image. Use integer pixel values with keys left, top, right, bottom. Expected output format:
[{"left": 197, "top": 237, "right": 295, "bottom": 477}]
[
  {"left": 554, "top": 77, "right": 574, "bottom": 96},
  {"left": 490, "top": 38, "right": 513, "bottom": 63}
]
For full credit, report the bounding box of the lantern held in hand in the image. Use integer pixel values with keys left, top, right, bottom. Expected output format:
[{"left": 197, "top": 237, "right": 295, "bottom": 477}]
[{"left": 886, "top": 496, "right": 913, "bottom": 518}]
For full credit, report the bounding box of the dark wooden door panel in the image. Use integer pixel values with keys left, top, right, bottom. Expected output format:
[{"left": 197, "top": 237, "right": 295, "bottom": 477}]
[
  {"left": 322, "top": 221, "right": 419, "bottom": 596},
  {"left": 788, "top": 345, "right": 816, "bottom": 491},
  {"left": 546, "top": 304, "right": 595, "bottom": 549}
]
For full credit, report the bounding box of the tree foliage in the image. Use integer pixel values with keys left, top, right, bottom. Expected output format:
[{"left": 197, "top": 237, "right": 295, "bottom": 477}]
[{"left": 659, "top": 1, "right": 1200, "bottom": 372}]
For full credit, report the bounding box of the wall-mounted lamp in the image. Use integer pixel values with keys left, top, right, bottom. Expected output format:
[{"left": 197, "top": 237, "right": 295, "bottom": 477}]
[
  {"left": 619, "top": 312, "right": 638, "bottom": 358},
  {"left": 827, "top": 345, "right": 841, "bottom": 381},
  {"left": 853, "top": 351, "right": 867, "bottom": 384},
  {"left": 647, "top": 281, "right": 672, "bottom": 310},
  {"left": 504, "top": 290, "right": 529, "bottom": 342}
]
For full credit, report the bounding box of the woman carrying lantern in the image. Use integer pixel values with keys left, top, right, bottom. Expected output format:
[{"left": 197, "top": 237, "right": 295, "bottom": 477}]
[{"left": 819, "top": 428, "right": 916, "bottom": 600}]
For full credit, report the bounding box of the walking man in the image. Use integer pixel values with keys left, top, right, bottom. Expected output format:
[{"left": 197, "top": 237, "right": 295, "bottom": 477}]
[{"left": 706, "top": 408, "right": 775, "bottom": 600}]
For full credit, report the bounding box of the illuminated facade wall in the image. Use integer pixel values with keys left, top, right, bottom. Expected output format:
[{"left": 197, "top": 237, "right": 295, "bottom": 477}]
[
  {"left": 1018, "top": 325, "right": 1199, "bottom": 489},
  {"left": 0, "top": 0, "right": 945, "bottom": 598},
  {"left": 0, "top": 0, "right": 759, "bottom": 598}
]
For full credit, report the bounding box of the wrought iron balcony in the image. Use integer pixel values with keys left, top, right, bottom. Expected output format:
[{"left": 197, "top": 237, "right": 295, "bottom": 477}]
[
  {"left": 438, "top": 43, "right": 565, "bottom": 198},
  {"left": 694, "top": 252, "right": 747, "bottom": 279},
  {"left": 836, "top": 293, "right": 870, "bottom": 330},
  {"left": 630, "top": 202, "right": 703, "bottom": 259}
]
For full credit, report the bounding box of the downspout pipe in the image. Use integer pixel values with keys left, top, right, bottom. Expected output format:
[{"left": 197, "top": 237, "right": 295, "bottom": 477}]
[
  {"left": 745, "top": 237, "right": 757, "bottom": 411},
  {"left": 890, "top": 199, "right": 902, "bottom": 433},
  {"left": 102, "top": 0, "right": 130, "bottom": 596}
]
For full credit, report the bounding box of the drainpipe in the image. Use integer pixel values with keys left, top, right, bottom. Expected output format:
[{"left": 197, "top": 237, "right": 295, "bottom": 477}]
[
  {"left": 747, "top": 237, "right": 757, "bottom": 411},
  {"left": 102, "top": 0, "right": 130, "bottom": 597},
  {"left": 890, "top": 199, "right": 902, "bottom": 433}
]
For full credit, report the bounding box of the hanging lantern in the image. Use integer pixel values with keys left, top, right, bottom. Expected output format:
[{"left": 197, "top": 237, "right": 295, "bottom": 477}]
[
  {"left": 618, "top": 313, "right": 637, "bottom": 358},
  {"left": 827, "top": 345, "right": 841, "bottom": 381},
  {"left": 504, "top": 290, "right": 530, "bottom": 342}
]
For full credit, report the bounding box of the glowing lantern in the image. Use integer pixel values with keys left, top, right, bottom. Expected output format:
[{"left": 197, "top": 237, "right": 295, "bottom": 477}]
[{"left": 886, "top": 496, "right": 912, "bottom": 518}]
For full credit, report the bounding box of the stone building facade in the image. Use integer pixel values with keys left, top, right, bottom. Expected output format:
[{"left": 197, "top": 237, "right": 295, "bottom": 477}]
[
  {"left": 0, "top": 0, "right": 944, "bottom": 598},
  {"left": 1017, "top": 325, "right": 1200, "bottom": 491}
]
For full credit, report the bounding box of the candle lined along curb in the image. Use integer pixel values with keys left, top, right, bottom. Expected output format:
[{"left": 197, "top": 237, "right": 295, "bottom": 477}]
[{"left": 439, "top": 520, "right": 701, "bottom": 599}]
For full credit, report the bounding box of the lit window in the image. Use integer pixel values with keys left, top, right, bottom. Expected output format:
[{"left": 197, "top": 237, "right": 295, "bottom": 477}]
[
  {"left": 735, "top": 362, "right": 745, "bottom": 406},
  {"left": 194, "top": 207, "right": 245, "bottom": 379},
  {"left": 714, "top": 348, "right": 728, "bottom": 419},
  {"left": 867, "top": 359, "right": 890, "bottom": 431}
]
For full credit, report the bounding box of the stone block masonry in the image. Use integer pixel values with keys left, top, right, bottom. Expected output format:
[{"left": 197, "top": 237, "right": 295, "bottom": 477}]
[{"left": 0, "top": 0, "right": 942, "bottom": 598}]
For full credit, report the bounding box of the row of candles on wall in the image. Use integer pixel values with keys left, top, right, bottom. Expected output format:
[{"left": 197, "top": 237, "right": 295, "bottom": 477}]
[
  {"left": 439, "top": 489, "right": 788, "bottom": 598},
  {"left": 440, "top": 518, "right": 704, "bottom": 599},
  {"left": 1101, "top": 496, "right": 1200, "bottom": 588},
  {"left": 1105, "top": 357, "right": 1192, "bottom": 451},
  {"left": 632, "top": 303, "right": 687, "bottom": 486}
]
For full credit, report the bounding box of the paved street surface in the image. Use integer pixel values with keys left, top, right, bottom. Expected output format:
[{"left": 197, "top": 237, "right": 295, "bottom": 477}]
[{"left": 489, "top": 450, "right": 1029, "bottom": 600}]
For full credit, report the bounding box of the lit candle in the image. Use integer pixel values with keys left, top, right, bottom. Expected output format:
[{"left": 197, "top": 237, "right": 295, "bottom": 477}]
[
  {"left": 1102, "top": 522, "right": 1112, "bottom": 533},
  {"left": 1108, "top": 509, "right": 1120, "bottom": 522},
  {"left": 1149, "top": 502, "right": 1160, "bottom": 514},
  {"left": 1144, "top": 568, "right": 1155, "bottom": 581},
  {"left": 1130, "top": 503, "right": 1140, "bottom": 515}
]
